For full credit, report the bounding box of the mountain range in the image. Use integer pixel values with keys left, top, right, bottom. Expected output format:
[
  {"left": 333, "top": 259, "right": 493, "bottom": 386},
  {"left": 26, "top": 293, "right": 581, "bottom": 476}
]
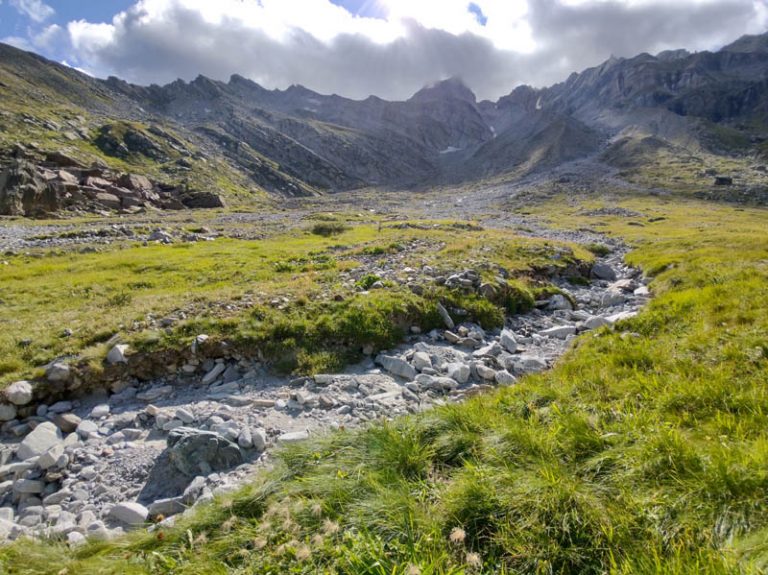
[{"left": 1, "top": 31, "right": 767, "bottom": 215}]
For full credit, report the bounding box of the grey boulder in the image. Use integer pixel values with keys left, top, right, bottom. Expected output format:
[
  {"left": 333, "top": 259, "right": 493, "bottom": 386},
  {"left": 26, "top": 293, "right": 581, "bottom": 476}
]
[
  {"left": 16, "top": 422, "right": 62, "bottom": 461},
  {"left": 167, "top": 427, "right": 244, "bottom": 477}
]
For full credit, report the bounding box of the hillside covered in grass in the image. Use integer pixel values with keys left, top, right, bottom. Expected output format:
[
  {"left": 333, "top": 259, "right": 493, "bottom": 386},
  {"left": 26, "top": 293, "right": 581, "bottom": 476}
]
[{"left": 2, "top": 196, "right": 765, "bottom": 574}]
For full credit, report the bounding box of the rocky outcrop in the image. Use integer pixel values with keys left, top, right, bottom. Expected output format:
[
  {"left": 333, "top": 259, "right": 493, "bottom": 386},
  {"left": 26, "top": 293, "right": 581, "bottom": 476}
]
[
  {"left": 0, "top": 159, "right": 59, "bottom": 216},
  {"left": 0, "top": 148, "right": 224, "bottom": 216}
]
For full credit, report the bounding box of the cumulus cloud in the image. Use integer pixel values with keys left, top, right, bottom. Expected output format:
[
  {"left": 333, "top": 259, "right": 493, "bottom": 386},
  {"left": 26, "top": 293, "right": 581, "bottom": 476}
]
[
  {"left": 9, "top": 0, "right": 54, "bottom": 23},
  {"left": 60, "top": 0, "right": 768, "bottom": 100}
]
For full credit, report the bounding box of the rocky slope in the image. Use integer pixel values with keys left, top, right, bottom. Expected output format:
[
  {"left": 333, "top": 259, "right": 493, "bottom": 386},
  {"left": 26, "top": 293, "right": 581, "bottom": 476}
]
[{"left": 2, "top": 32, "right": 768, "bottom": 216}]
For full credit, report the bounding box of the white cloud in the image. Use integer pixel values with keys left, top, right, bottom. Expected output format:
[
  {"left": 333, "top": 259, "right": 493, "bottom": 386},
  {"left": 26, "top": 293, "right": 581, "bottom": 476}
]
[
  {"left": 9, "top": 0, "right": 54, "bottom": 23},
  {"left": 61, "top": 0, "right": 768, "bottom": 100},
  {"left": 31, "top": 23, "right": 63, "bottom": 50}
]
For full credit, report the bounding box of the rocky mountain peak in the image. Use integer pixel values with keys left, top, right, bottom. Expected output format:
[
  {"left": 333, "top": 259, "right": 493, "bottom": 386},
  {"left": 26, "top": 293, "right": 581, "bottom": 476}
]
[
  {"left": 721, "top": 31, "right": 768, "bottom": 53},
  {"left": 409, "top": 77, "right": 477, "bottom": 104}
]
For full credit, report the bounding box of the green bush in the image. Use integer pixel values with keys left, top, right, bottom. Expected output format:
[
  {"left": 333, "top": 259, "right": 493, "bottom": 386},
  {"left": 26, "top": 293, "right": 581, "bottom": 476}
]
[{"left": 310, "top": 222, "right": 349, "bottom": 237}]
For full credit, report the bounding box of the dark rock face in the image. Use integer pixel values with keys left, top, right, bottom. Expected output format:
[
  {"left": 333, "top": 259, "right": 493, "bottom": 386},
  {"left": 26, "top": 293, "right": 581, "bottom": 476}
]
[
  {"left": 166, "top": 427, "right": 244, "bottom": 477},
  {"left": 177, "top": 190, "right": 226, "bottom": 209},
  {"left": 94, "top": 123, "right": 169, "bottom": 162},
  {"left": 0, "top": 159, "right": 59, "bottom": 216}
]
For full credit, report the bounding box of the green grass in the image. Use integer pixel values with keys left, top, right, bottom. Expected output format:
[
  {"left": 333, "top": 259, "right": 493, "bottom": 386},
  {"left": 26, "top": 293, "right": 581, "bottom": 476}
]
[
  {"left": 2, "top": 196, "right": 765, "bottom": 574},
  {"left": 0, "top": 221, "right": 585, "bottom": 386}
]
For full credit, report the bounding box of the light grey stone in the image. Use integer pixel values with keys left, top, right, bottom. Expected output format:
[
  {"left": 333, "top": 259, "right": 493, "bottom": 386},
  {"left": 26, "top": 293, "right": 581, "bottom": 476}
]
[
  {"left": 76, "top": 420, "right": 99, "bottom": 439},
  {"left": 0, "top": 404, "right": 16, "bottom": 422},
  {"left": 175, "top": 408, "right": 195, "bottom": 424},
  {"left": 540, "top": 326, "right": 577, "bottom": 340},
  {"left": 475, "top": 364, "right": 497, "bottom": 381},
  {"left": 136, "top": 386, "right": 173, "bottom": 402},
  {"left": 68, "top": 531, "right": 87, "bottom": 546},
  {"left": 17, "top": 422, "right": 62, "bottom": 461},
  {"left": 499, "top": 329, "right": 518, "bottom": 353},
  {"left": 436, "top": 303, "right": 455, "bottom": 329},
  {"left": 106, "top": 344, "right": 129, "bottom": 365},
  {"left": 90, "top": 404, "right": 110, "bottom": 419},
  {"left": 13, "top": 479, "right": 45, "bottom": 494},
  {"left": 46, "top": 362, "right": 71, "bottom": 383},
  {"left": 277, "top": 430, "right": 309, "bottom": 443},
  {"left": 202, "top": 363, "right": 226, "bottom": 385},
  {"left": 4, "top": 381, "right": 33, "bottom": 406},
  {"left": 445, "top": 362, "right": 470, "bottom": 384},
  {"left": 495, "top": 370, "right": 517, "bottom": 385},
  {"left": 412, "top": 351, "right": 432, "bottom": 372},
  {"left": 148, "top": 497, "right": 185, "bottom": 518},
  {"left": 167, "top": 427, "right": 244, "bottom": 477},
  {"left": 583, "top": 316, "right": 610, "bottom": 330},
  {"left": 252, "top": 428, "right": 267, "bottom": 451},
  {"left": 376, "top": 355, "right": 417, "bottom": 380},
  {"left": 109, "top": 502, "right": 148, "bottom": 527},
  {"left": 38, "top": 443, "right": 65, "bottom": 470},
  {"left": 601, "top": 289, "right": 625, "bottom": 308},
  {"left": 548, "top": 294, "right": 573, "bottom": 311}
]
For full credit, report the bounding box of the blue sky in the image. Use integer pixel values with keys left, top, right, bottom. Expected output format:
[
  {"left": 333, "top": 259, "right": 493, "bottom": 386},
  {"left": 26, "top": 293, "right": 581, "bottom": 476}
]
[
  {"left": 0, "top": 0, "right": 764, "bottom": 100},
  {"left": 0, "top": 1, "right": 131, "bottom": 37}
]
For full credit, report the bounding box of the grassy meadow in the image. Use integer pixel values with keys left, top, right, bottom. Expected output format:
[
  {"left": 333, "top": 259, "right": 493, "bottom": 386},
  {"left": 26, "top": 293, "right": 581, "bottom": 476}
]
[{"left": 0, "top": 220, "right": 587, "bottom": 385}]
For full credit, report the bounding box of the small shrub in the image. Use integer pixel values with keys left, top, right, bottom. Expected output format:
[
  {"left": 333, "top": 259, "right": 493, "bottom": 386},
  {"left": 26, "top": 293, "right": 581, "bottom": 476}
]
[
  {"left": 356, "top": 274, "right": 382, "bottom": 290},
  {"left": 311, "top": 222, "right": 349, "bottom": 237},
  {"left": 586, "top": 243, "right": 613, "bottom": 256}
]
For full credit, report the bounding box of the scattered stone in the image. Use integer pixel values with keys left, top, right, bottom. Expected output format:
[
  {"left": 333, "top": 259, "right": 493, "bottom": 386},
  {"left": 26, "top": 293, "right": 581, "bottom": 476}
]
[
  {"left": 591, "top": 263, "right": 617, "bottom": 281},
  {"left": 45, "top": 362, "right": 71, "bottom": 383},
  {"left": 0, "top": 404, "right": 16, "bottom": 422},
  {"left": 4, "top": 381, "right": 33, "bottom": 406},
  {"left": 376, "top": 355, "right": 417, "bottom": 380},
  {"left": 436, "top": 303, "right": 455, "bottom": 329},
  {"left": 583, "top": 316, "right": 610, "bottom": 330},
  {"left": 13, "top": 479, "right": 44, "bottom": 494},
  {"left": 38, "top": 443, "right": 65, "bottom": 469},
  {"left": 68, "top": 531, "right": 87, "bottom": 546},
  {"left": 277, "top": 430, "right": 310, "bottom": 443},
  {"left": 175, "top": 408, "right": 195, "bottom": 424},
  {"left": 540, "top": 326, "right": 577, "bottom": 340},
  {"left": 148, "top": 497, "right": 185, "bottom": 518},
  {"left": 497, "top": 332, "right": 517, "bottom": 356},
  {"left": 252, "top": 429, "right": 267, "bottom": 451},
  {"left": 136, "top": 386, "right": 173, "bottom": 402},
  {"left": 52, "top": 413, "right": 81, "bottom": 433},
  {"left": 445, "top": 363, "right": 470, "bottom": 384},
  {"left": 48, "top": 401, "right": 73, "bottom": 414},
  {"left": 548, "top": 294, "right": 573, "bottom": 311},
  {"left": 16, "top": 422, "right": 62, "bottom": 461},
  {"left": 202, "top": 363, "right": 226, "bottom": 385},
  {"left": 90, "top": 404, "right": 110, "bottom": 419},
  {"left": 76, "top": 420, "right": 99, "bottom": 439},
  {"left": 412, "top": 351, "right": 432, "bottom": 372},
  {"left": 106, "top": 344, "right": 129, "bottom": 365},
  {"left": 167, "top": 427, "right": 244, "bottom": 477},
  {"left": 475, "top": 364, "right": 497, "bottom": 381},
  {"left": 109, "top": 502, "right": 148, "bottom": 527},
  {"left": 601, "top": 289, "right": 625, "bottom": 308}
]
